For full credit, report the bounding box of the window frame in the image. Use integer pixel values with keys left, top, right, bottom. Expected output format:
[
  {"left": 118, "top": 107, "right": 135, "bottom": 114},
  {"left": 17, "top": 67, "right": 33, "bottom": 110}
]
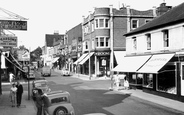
[
  {"left": 132, "top": 37, "right": 137, "bottom": 50},
  {"left": 131, "top": 19, "right": 139, "bottom": 29},
  {"left": 95, "top": 18, "right": 109, "bottom": 29},
  {"left": 95, "top": 36, "right": 110, "bottom": 48},
  {"left": 162, "top": 29, "right": 169, "bottom": 47},
  {"left": 146, "top": 33, "right": 151, "bottom": 50}
]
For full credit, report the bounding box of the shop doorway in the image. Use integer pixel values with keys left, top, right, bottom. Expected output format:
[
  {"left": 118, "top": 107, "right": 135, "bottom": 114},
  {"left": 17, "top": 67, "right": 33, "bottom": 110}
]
[{"left": 181, "top": 62, "right": 184, "bottom": 96}]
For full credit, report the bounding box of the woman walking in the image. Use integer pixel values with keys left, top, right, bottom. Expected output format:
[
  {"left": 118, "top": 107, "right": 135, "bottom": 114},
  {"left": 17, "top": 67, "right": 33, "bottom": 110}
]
[{"left": 10, "top": 83, "right": 17, "bottom": 107}]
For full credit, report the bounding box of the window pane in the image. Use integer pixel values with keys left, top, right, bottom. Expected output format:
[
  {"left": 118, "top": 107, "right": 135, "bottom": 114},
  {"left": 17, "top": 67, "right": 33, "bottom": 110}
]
[
  {"left": 99, "top": 19, "right": 104, "bottom": 27},
  {"left": 132, "top": 20, "right": 138, "bottom": 28},
  {"left": 106, "top": 37, "right": 109, "bottom": 47},
  {"left": 100, "top": 37, "right": 104, "bottom": 46},
  {"left": 95, "top": 19, "right": 98, "bottom": 28},
  {"left": 105, "top": 19, "right": 109, "bottom": 27},
  {"left": 96, "top": 38, "right": 98, "bottom": 47},
  {"left": 147, "top": 34, "right": 151, "bottom": 50}
]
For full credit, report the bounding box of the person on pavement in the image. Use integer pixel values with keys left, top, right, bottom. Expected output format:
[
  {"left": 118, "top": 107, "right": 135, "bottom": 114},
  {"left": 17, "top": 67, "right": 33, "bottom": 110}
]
[
  {"left": 36, "top": 89, "right": 44, "bottom": 115},
  {"left": 114, "top": 72, "right": 120, "bottom": 90},
  {"left": 42, "top": 92, "right": 50, "bottom": 115},
  {"left": 10, "top": 83, "right": 17, "bottom": 107},
  {"left": 16, "top": 81, "right": 23, "bottom": 107},
  {"left": 124, "top": 77, "right": 129, "bottom": 90}
]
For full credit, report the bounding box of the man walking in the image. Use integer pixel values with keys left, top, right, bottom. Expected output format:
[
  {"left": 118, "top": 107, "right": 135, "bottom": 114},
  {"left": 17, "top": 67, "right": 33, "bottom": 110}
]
[{"left": 16, "top": 81, "right": 23, "bottom": 107}]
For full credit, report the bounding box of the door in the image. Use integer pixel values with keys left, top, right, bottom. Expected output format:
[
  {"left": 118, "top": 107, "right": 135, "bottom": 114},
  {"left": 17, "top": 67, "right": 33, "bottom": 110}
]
[{"left": 180, "top": 63, "right": 184, "bottom": 96}]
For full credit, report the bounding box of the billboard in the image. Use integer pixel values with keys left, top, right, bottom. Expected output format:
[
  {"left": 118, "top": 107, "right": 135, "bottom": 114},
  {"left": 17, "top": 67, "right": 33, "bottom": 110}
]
[
  {"left": 0, "top": 20, "right": 27, "bottom": 30},
  {"left": 0, "top": 35, "right": 17, "bottom": 47}
]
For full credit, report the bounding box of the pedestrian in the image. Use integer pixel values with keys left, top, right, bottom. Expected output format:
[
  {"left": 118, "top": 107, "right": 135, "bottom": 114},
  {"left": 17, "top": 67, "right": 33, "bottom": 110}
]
[
  {"left": 16, "top": 81, "right": 23, "bottom": 107},
  {"left": 124, "top": 77, "right": 129, "bottom": 90},
  {"left": 9, "top": 72, "right": 15, "bottom": 85},
  {"left": 114, "top": 72, "right": 120, "bottom": 90},
  {"left": 42, "top": 92, "right": 50, "bottom": 115},
  {"left": 35, "top": 89, "right": 44, "bottom": 115},
  {"left": 9, "top": 83, "right": 17, "bottom": 107}
]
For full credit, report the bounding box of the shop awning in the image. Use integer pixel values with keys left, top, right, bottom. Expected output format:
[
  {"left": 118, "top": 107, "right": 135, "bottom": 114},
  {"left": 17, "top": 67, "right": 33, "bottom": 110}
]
[
  {"left": 112, "top": 55, "right": 151, "bottom": 72},
  {"left": 114, "top": 51, "right": 126, "bottom": 64},
  {"left": 52, "top": 57, "right": 59, "bottom": 63},
  {"left": 73, "top": 53, "right": 88, "bottom": 65},
  {"left": 137, "top": 53, "right": 175, "bottom": 73},
  {"left": 79, "top": 52, "right": 94, "bottom": 65}
]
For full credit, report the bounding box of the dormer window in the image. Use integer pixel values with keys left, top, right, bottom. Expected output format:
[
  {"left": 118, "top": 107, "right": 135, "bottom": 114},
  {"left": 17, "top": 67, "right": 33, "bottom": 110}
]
[{"left": 132, "top": 19, "right": 139, "bottom": 29}]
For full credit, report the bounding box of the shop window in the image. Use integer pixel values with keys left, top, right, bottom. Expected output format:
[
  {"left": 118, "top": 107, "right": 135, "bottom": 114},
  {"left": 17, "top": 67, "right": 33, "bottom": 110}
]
[
  {"left": 137, "top": 74, "right": 143, "bottom": 84},
  {"left": 157, "top": 65, "right": 176, "bottom": 94},
  {"left": 143, "top": 74, "right": 153, "bottom": 88},
  {"left": 129, "top": 74, "right": 136, "bottom": 84}
]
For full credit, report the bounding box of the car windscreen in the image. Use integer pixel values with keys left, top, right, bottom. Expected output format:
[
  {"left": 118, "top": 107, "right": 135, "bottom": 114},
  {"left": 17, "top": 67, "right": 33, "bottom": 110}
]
[{"left": 35, "top": 82, "right": 47, "bottom": 87}]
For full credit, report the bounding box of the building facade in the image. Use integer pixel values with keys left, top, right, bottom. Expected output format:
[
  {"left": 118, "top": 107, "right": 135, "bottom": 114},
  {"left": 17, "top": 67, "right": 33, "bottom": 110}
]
[
  {"left": 123, "top": 2, "right": 184, "bottom": 102},
  {"left": 77, "top": 5, "right": 156, "bottom": 77}
]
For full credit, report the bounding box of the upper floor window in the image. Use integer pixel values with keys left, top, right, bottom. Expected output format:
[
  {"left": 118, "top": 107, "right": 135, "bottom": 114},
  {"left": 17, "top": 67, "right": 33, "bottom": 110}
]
[
  {"left": 95, "top": 19, "right": 98, "bottom": 28},
  {"left": 163, "top": 30, "right": 169, "bottom": 47},
  {"left": 133, "top": 37, "right": 137, "bottom": 50},
  {"left": 146, "top": 34, "right": 151, "bottom": 50},
  {"left": 91, "top": 22, "right": 94, "bottom": 32},
  {"left": 95, "top": 18, "right": 109, "bottom": 29},
  {"left": 132, "top": 19, "right": 139, "bottom": 29},
  {"left": 105, "top": 19, "right": 109, "bottom": 28},
  {"left": 95, "top": 36, "right": 110, "bottom": 48},
  {"left": 85, "top": 41, "right": 88, "bottom": 49}
]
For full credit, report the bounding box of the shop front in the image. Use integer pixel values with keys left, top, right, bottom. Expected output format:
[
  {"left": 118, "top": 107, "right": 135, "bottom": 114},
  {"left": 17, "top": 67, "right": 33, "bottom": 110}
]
[{"left": 113, "top": 53, "right": 184, "bottom": 102}]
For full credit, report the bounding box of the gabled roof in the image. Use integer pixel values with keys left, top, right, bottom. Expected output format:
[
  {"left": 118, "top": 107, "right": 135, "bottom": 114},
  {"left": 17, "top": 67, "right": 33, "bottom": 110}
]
[{"left": 124, "top": 2, "right": 184, "bottom": 36}]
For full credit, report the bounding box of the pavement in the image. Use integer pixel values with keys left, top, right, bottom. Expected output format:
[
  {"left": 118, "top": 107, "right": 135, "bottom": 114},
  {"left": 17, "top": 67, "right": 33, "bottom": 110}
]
[{"left": 0, "top": 69, "right": 184, "bottom": 115}]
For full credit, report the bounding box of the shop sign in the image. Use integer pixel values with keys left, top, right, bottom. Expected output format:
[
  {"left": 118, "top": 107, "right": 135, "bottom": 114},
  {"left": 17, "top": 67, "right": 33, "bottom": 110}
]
[
  {"left": 0, "top": 35, "right": 17, "bottom": 47},
  {"left": 0, "top": 20, "right": 27, "bottom": 30},
  {"left": 95, "top": 52, "right": 110, "bottom": 56}
]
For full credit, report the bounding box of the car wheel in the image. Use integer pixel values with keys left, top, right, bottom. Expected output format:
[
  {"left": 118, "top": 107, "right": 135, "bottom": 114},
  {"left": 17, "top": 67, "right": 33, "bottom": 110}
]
[{"left": 53, "top": 106, "right": 67, "bottom": 115}]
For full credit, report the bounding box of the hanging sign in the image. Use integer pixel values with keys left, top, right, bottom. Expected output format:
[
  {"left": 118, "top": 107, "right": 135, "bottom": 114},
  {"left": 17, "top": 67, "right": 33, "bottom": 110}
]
[{"left": 0, "top": 20, "right": 27, "bottom": 30}]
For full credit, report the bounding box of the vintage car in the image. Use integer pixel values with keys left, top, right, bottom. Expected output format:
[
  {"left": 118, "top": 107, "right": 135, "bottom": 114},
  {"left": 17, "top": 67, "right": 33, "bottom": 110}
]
[
  {"left": 62, "top": 69, "right": 70, "bottom": 76},
  {"left": 32, "top": 79, "right": 51, "bottom": 101},
  {"left": 46, "top": 90, "right": 75, "bottom": 115},
  {"left": 41, "top": 66, "right": 51, "bottom": 77}
]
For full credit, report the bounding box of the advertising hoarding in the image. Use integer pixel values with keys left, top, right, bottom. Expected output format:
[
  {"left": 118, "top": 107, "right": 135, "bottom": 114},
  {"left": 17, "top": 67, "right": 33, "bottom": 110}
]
[
  {"left": 17, "top": 50, "right": 30, "bottom": 61},
  {"left": 0, "top": 20, "right": 27, "bottom": 30}
]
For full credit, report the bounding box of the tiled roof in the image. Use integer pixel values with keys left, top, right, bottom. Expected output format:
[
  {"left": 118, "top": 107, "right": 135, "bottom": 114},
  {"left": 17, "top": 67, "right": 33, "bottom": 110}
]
[{"left": 124, "top": 2, "right": 184, "bottom": 36}]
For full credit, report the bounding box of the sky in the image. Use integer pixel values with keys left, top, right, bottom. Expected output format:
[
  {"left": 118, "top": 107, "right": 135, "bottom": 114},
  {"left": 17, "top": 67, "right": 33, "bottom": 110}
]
[{"left": 0, "top": 0, "right": 183, "bottom": 51}]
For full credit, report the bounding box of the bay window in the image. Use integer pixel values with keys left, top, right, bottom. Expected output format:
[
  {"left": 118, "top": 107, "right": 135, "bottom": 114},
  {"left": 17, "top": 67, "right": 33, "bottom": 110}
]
[
  {"left": 95, "top": 36, "right": 110, "bottom": 48},
  {"left": 95, "top": 18, "right": 109, "bottom": 29}
]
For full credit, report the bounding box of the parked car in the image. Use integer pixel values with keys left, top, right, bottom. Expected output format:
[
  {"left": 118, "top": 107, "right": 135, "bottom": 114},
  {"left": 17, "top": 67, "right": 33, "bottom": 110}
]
[
  {"left": 62, "top": 69, "right": 70, "bottom": 76},
  {"left": 46, "top": 90, "right": 75, "bottom": 115},
  {"left": 41, "top": 66, "right": 51, "bottom": 77},
  {"left": 32, "top": 79, "right": 51, "bottom": 101}
]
